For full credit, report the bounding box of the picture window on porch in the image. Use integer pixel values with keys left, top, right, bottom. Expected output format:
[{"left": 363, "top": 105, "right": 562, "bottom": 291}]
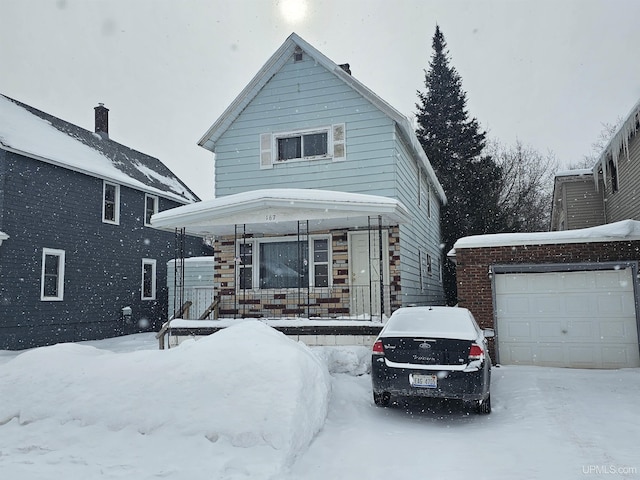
[
  {"left": 237, "top": 235, "right": 331, "bottom": 290},
  {"left": 41, "top": 248, "right": 65, "bottom": 301}
]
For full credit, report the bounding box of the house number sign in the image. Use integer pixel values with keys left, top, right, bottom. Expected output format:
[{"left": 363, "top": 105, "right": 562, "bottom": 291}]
[{"left": 265, "top": 214, "right": 277, "bottom": 221}]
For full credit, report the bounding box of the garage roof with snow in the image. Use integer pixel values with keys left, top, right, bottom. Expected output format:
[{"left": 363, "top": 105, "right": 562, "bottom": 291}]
[{"left": 449, "top": 219, "right": 640, "bottom": 254}]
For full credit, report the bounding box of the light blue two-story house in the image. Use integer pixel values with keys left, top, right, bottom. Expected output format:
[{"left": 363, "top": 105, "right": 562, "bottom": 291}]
[{"left": 152, "top": 33, "right": 446, "bottom": 320}]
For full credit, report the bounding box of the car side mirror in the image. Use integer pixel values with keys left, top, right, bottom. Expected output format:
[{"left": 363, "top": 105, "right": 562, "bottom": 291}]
[{"left": 483, "top": 328, "right": 495, "bottom": 338}]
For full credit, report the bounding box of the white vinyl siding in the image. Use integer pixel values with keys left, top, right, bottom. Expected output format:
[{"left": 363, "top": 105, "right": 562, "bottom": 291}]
[{"left": 41, "top": 248, "right": 65, "bottom": 301}]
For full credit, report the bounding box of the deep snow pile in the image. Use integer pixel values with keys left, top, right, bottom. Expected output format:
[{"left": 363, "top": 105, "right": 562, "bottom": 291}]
[{"left": 0, "top": 321, "right": 331, "bottom": 478}]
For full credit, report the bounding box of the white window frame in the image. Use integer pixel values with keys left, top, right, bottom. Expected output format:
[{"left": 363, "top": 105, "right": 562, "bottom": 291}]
[
  {"left": 260, "top": 124, "right": 345, "bottom": 169},
  {"left": 102, "top": 181, "right": 120, "bottom": 224},
  {"left": 144, "top": 193, "right": 159, "bottom": 226},
  {"left": 41, "top": 248, "right": 65, "bottom": 301},
  {"left": 274, "top": 126, "right": 332, "bottom": 163},
  {"left": 236, "top": 235, "right": 332, "bottom": 290},
  {"left": 141, "top": 258, "right": 157, "bottom": 300}
]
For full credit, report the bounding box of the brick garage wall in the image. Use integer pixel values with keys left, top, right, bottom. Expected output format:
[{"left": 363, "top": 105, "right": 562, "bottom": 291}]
[{"left": 455, "top": 241, "right": 640, "bottom": 357}]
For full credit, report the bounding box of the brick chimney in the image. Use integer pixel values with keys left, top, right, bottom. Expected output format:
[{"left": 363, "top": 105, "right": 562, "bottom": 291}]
[{"left": 94, "top": 103, "right": 109, "bottom": 138}]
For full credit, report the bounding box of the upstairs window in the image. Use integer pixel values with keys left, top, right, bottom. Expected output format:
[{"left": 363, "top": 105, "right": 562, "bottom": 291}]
[
  {"left": 277, "top": 131, "right": 328, "bottom": 161},
  {"left": 144, "top": 194, "right": 158, "bottom": 226},
  {"left": 260, "top": 124, "right": 345, "bottom": 168},
  {"left": 41, "top": 248, "right": 65, "bottom": 301},
  {"left": 103, "top": 181, "right": 120, "bottom": 224}
]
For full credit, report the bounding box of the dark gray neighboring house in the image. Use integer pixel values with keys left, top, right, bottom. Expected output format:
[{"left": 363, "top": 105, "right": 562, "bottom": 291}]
[{"left": 0, "top": 94, "right": 208, "bottom": 350}]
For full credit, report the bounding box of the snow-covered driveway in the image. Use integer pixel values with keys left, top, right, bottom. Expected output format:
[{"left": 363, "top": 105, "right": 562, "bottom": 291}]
[
  {"left": 286, "top": 365, "right": 639, "bottom": 479},
  {"left": 0, "top": 324, "right": 638, "bottom": 479}
]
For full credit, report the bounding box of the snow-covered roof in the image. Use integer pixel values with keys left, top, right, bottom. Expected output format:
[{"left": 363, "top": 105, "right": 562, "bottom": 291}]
[
  {"left": 594, "top": 96, "right": 640, "bottom": 183},
  {"left": 151, "top": 188, "right": 411, "bottom": 236},
  {"left": 450, "top": 219, "right": 640, "bottom": 253},
  {"left": 381, "top": 306, "right": 477, "bottom": 340},
  {"left": 0, "top": 94, "right": 198, "bottom": 204},
  {"left": 554, "top": 168, "right": 593, "bottom": 178},
  {"left": 197, "top": 32, "right": 446, "bottom": 205}
]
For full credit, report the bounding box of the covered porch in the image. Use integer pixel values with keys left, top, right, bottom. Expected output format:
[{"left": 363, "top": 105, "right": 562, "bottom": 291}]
[{"left": 151, "top": 189, "right": 411, "bottom": 322}]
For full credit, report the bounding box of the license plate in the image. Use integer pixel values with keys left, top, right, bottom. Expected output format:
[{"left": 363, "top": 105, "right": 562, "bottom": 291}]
[{"left": 410, "top": 373, "right": 437, "bottom": 388}]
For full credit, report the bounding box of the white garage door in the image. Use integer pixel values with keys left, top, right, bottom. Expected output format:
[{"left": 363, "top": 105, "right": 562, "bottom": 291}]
[{"left": 495, "top": 269, "right": 640, "bottom": 368}]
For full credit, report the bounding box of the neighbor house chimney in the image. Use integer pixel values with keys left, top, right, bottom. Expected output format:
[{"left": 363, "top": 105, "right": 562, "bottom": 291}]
[{"left": 94, "top": 103, "right": 109, "bottom": 138}]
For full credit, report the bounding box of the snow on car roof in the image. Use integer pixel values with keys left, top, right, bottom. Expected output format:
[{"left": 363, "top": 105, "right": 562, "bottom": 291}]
[{"left": 381, "top": 306, "right": 478, "bottom": 340}]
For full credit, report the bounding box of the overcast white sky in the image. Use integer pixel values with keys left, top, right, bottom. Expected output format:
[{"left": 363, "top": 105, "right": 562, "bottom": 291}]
[{"left": 2, "top": 0, "right": 639, "bottom": 200}]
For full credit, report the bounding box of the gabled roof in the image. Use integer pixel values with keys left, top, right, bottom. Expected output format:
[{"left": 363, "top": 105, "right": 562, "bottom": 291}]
[
  {"left": 0, "top": 94, "right": 199, "bottom": 204},
  {"left": 151, "top": 188, "right": 411, "bottom": 236},
  {"left": 549, "top": 169, "right": 597, "bottom": 228},
  {"left": 197, "top": 32, "right": 446, "bottom": 205}
]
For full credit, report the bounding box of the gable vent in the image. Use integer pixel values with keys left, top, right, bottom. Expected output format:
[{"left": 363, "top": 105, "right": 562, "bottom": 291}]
[{"left": 294, "top": 46, "right": 303, "bottom": 62}]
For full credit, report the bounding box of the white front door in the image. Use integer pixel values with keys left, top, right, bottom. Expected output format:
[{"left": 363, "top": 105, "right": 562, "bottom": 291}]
[
  {"left": 348, "top": 231, "right": 389, "bottom": 318},
  {"left": 495, "top": 268, "right": 640, "bottom": 368}
]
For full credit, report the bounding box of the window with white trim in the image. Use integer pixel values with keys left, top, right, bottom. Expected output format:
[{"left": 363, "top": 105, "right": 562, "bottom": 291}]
[
  {"left": 237, "top": 235, "right": 331, "bottom": 289},
  {"left": 103, "top": 181, "right": 120, "bottom": 224},
  {"left": 419, "top": 250, "right": 433, "bottom": 292},
  {"left": 277, "top": 131, "right": 328, "bottom": 160},
  {"left": 144, "top": 194, "right": 158, "bottom": 226},
  {"left": 259, "top": 124, "right": 345, "bottom": 168},
  {"left": 141, "top": 259, "right": 157, "bottom": 300},
  {"left": 41, "top": 248, "right": 65, "bottom": 301}
]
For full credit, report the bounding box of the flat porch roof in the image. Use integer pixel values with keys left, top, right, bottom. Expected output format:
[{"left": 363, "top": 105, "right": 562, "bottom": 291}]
[{"left": 151, "top": 188, "right": 411, "bottom": 236}]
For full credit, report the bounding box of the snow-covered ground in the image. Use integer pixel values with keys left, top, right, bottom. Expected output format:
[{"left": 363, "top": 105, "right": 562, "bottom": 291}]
[{"left": 1, "top": 321, "right": 638, "bottom": 479}]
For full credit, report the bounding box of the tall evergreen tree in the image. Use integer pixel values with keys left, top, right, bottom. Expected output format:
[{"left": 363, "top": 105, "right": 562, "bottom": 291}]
[{"left": 416, "top": 25, "right": 503, "bottom": 304}]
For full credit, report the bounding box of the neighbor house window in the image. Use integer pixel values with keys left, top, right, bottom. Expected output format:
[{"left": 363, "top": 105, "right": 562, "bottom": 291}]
[
  {"left": 103, "top": 181, "right": 120, "bottom": 224},
  {"left": 41, "top": 248, "right": 65, "bottom": 301},
  {"left": 238, "top": 235, "right": 331, "bottom": 290},
  {"left": 144, "top": 194, "right": 158, "bottom": 226},
  {"left": 141, "top": 259, "right": 157, "bottom": 300},
  {"left": 608, "top": 159, "right": 618, "bottom": 193},
  {"left": 277, "top": 130, "right": 328, "bottom": 161}
]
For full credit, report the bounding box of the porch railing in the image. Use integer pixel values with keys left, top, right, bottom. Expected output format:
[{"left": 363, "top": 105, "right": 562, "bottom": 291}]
[{"left": 217, "top": 284, "right": 393, "bottom": 321}]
